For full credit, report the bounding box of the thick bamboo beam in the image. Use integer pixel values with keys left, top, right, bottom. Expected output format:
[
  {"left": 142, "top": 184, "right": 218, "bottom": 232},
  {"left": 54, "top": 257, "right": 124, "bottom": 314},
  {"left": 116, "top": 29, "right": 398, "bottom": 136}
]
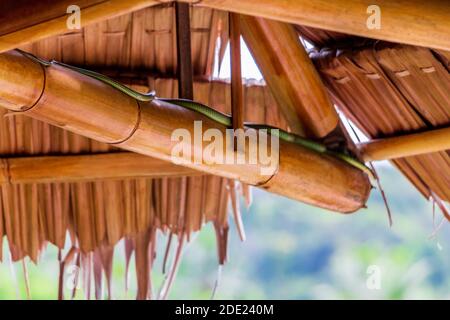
[
  {"left": 240, "top": 16, "right": 339, "bottom": 138},
  {"left": 0, "top": 152, "right": 201, "bottom": 184},
  {"left": 3, "top": 0, "right": 449, "bottom": 53},
  {"left": 0, "top": 0, "right": 158, "bottom": 54},
  {"left": 190, "top": 0, "right": 450, "bottom": 51},
  {"left": 0, "top": 51, "right": 370, "bottom": 212},
  {"left": 359, "top": 127, "right": 450, "bottom": 162}
]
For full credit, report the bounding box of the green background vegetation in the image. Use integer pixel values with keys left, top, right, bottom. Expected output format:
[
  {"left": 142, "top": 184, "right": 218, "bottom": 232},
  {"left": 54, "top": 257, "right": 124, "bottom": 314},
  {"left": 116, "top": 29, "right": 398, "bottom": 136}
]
[{"left": 0, "top": 165, "right": 449, "bottom": 299}]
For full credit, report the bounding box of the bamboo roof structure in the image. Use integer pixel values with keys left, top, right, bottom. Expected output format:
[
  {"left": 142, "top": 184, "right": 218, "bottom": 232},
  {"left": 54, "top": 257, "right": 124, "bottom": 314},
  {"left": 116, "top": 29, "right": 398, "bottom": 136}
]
[{"left": 0, "top": 1, "right": 449, "bottom": 299}]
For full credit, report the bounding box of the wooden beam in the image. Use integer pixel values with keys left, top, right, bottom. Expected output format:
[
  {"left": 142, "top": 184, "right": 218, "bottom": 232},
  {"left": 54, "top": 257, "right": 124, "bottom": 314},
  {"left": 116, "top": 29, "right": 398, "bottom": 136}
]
[
  {"left": 0, "top": 0, "right": 101, "bottom": 36},
  {"left": 0, "top": 152, "right": 202, "bottom": 184},
  {"left": 0, "top": 50, "right": 370, "bottom": 212},
  {"left": 190, "top": 0, "right": 450, "bottom": 51},
  {"left": 229, "top": 12, "right": 244, "bottom": 131},
  {"left": 359, "top": 127, "right": 450, "bottom": 161},
  {"left": 3, "top": 0, "right": 449, "bottom": 52},
  {"left": 0, "top": 0, "right": 159, "bottom": 54},
  {"left": 175, "top": 1, "right": 194, "bottom": 100},
  {"left": 240, "top": 16, "right": 339, "bottom": 138}
]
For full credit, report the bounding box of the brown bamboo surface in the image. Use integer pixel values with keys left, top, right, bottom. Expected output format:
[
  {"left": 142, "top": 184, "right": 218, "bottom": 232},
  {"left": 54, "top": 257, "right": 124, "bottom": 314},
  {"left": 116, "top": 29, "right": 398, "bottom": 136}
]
[
  {"left": 0, "top": 2, "right": 447, "bottom": 299},
  {"left": 0, "top": 51, "right": 369, "bottom": 212},
  {"left": 0, "top": 102, "right": 229, "bottom": 257},
  {"left": 191, "top": 0, "right": 450, "bottom": 51},
  {"left": 0, "top": 5, "right": 238, "bottom": 299},
  {"left": 0, "top": 4, "right": 373, "bottom": 298},
  {"left": 0, "top": 1, "right": 122, "bottom": 36},
  {"left": 0, "top": 6, "right": 301, "bottom": 301},
  {"left": 18, "top": 4, "right": 229, "bottom": 78},
  {"left": 312, "top": 44, "right": 450, "bottom": 201},
  {"left": 0, "top": 0, "right": 161, "bottom": 54},
  {"left": 5, "top": 1, "right": 450, "bottom": 51},
  {"left": 359, "top": 127, "right": 450, "bottom": 162},
  {"left": 0, "top": 152, "right": 203, "bottom": 184},
  {"left": 0, "top": 73, "right": 290, "bottom": 290},
  {"left": 241, "top": 16, "right": 339, "bottom": 138},
  {"left": 229, "top": 12, "right": 244, "bottom": 132}
]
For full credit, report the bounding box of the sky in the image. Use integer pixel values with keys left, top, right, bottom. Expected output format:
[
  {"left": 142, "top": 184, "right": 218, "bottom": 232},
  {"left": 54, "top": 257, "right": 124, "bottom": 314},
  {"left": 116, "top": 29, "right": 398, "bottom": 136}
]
[{"left": 213, "top": 37, "right": 263, "bottom": 80}]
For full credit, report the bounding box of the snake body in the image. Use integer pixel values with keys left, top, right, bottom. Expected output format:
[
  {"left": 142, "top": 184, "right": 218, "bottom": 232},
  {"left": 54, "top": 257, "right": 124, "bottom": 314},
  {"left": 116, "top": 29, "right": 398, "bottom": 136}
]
[
  {"left": 16, "top": 49, "right": 372, "bottom": 176},
  {"left": 159, "top": 98, "right": 327, "bottom": 153}
]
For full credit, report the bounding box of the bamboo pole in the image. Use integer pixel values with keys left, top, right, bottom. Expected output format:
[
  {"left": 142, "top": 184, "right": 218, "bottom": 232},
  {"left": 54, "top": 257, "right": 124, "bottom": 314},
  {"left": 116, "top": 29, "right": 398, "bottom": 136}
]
[
  {"left": 240, "top": 16, "right": 339, "bottom": 138},
  {"left": 3, "top": 0, "right": 449, "bottom": 53},
  {"left": 229, "top": 13, "right": 244, "bottom": 131},
  {"left": 359, "top": 127, "right": 450, "bottom": 162},
  {"left": 189, "top": 0, "right": 450, "bottom": 51},
  {"left": 0, "top": 0, "right": 159, "bottom": 54},
  {"left": 0, "top": 50, "right": 370, "bottom": 212},
  {"left": 0, "top": 152, "right": 202, "bottom": 185},
  {"left": 175, "top": 2, "right": 194, "bottom": 100}
]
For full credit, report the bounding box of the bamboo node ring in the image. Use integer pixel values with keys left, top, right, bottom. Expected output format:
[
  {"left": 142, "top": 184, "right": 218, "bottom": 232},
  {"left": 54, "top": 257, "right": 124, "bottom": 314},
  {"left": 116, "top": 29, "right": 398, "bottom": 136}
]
[
  {"left": 15, "top": 49, "right": 47, "bottom": 113},
  {"left": 109, "top": 99, "right": 142, "bottom": 145},
  {"left": 255, "top": 162, "right": 280, "bottom": 188}
]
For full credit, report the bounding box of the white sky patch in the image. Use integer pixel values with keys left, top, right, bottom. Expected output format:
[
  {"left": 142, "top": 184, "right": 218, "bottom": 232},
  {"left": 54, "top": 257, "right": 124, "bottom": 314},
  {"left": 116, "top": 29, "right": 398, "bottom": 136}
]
[
  {"left": 338, "top": 109, "right": 390, "bottom": 167},
  {"left": 213, "top": 37, "right": 263, "bottom": 80},
  {"left": 338, "top": 109, "right": 369, "bottom": 143},
  {"left": 300, "top": 37, "right": 314, "bottom": 50}
]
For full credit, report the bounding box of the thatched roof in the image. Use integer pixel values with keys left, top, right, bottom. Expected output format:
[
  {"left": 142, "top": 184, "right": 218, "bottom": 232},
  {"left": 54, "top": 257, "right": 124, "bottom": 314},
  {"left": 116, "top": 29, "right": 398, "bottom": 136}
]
[
  {"left": 311, "top": 43, "right": 450, "bottom": 202},
  {"left": 0, "top": 1, "right": 449, "bottom": 299},
  {"left": 18, "top": 5, "right": 227, "bottom": 77},
  {"left": 0, "top": 4, "right": 294, "bottom": 299}
]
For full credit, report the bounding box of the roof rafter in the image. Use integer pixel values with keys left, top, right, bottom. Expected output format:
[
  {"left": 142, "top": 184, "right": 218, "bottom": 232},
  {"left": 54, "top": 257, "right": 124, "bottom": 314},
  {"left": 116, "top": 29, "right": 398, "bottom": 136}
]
[
  {"left": 240, "top": 15, "right": 339, "bottom": 138},
  {"left": 2, "top": 1, "right": 449, "bottom": 55},
  {"left": 0, "top": 0, "right": 159, "bottom": 53},
  {"left": 359, "top": 127, "right": 450, "bottom": 162},
  {"left": 0, "top": 152, "right": 202, "bottom": 184},
  {"left": 191, "top": 0, "right": 450, "bottom": 51}
]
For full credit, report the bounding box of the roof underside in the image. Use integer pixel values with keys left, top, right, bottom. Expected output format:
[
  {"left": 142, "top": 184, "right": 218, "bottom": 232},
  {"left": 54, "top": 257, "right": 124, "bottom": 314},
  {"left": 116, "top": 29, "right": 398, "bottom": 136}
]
[
  {"left": 311, "top": 43, "right": 450, "bottom": 201},
  {"left": 0, "top": 2, "right": 449, "bottom": 298},
  {"left": 299, "top": 27, "right": 450, "bottom": 201},
  {"left": 0, "top": 5, "right": 290, "bottom": 262}
]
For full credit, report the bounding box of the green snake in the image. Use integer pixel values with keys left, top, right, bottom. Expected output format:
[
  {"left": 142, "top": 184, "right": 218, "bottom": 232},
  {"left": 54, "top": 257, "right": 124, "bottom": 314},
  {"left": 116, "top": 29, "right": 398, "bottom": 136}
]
[{"left": 16, "top": 49, "right": 372, "bottom": 177}]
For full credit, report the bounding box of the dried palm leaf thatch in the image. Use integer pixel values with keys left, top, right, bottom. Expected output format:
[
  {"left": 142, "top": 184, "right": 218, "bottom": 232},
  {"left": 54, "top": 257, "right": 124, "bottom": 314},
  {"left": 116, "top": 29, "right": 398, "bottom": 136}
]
[
  {"left": 0, "top": 0, "right": 163, "bottom": 54},
  {"left": 0, "top": 64, "right": 293, "bottom": 298},
  {"left": 0, "top": 4, "right": 242, "bottom": 299},
  {"left": 0, "top": 50, "right": 370, "bottom": 211},
  {"left": 312, "top": 43, "right": 450, "bottom": 205},
  {"left": 0, "top": 2, "right": 408, "bottom": 299},
  {"left": 0, "top": 3, "right": 373, "bottom": 295},
  {"left": 18, "top": 5, "right": 229, "bottom": 79}
]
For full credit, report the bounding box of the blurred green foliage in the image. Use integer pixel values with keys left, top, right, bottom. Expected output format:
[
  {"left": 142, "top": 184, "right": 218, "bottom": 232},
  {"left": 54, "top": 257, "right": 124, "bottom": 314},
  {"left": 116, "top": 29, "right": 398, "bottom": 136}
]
[{"left": 0, "top": 165, "right": 449, "bottom": 299}]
